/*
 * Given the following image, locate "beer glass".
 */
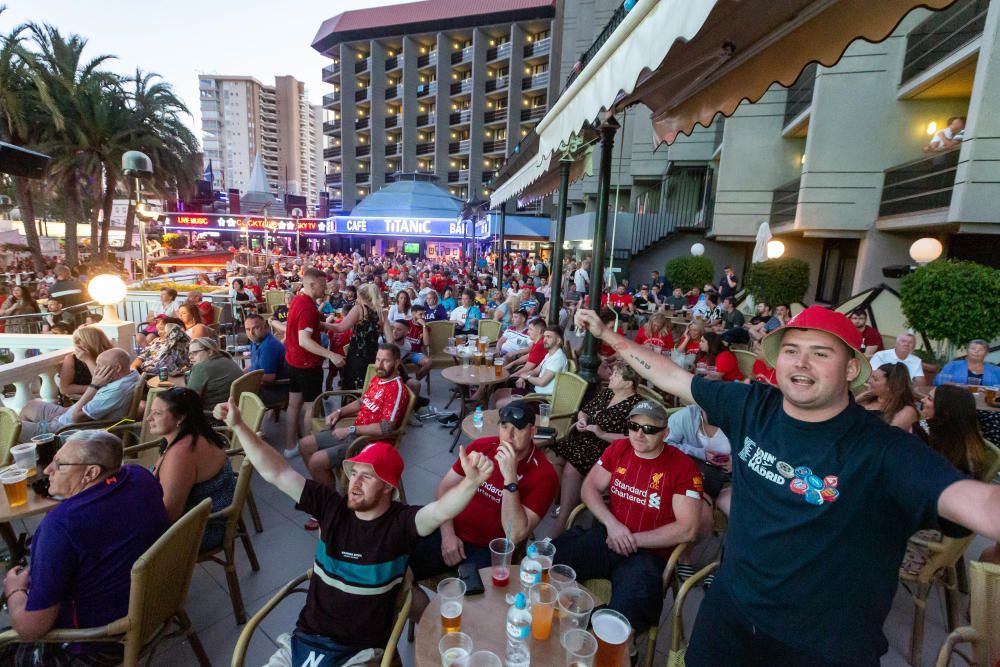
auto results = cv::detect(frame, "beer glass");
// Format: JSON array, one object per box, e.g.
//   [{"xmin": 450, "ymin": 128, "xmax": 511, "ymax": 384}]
[
  {"xmin": 529, "ymin": 582, "xmax": 558, "ymax": 640},
  {"xmin": 475, "ymin": 352, "xmax": 484, "ymax": 367},
  {"xmin": 438, "ymin": 631, "xmax": 473, "ymax": 666},
  {"xmin": 562, "ymin": 629, "xmax": 598, "ymax": 667},
  {"xmin": 1, "ymin": 468, "xmax": 28, "ymax": 508},
  {"xmin": 437, "ymin": 578, "xmax": 467, "ymax": 633},
  {"xmin": 494, "ymin": 356, "xmax": 504, "ymax": 378},
  {"xmin": 591, "ymin": 609, "xmax": 631, "ymax": 667},
  {"xmin": 539, "ymin": 403, "xmax": 552, "ymax": 428}
]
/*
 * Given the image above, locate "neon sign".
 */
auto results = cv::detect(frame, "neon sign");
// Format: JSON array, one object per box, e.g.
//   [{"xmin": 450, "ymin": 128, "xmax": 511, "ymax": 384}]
[{"xmin": 333, "ymin": 217, "xmax": 490, "ymax": 239}]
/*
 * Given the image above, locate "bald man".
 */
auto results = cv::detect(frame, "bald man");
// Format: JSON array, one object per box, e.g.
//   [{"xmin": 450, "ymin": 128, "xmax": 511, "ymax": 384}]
[{"xmin": 20, "ymin": 349, "xmax": 141, "ymax": 437}]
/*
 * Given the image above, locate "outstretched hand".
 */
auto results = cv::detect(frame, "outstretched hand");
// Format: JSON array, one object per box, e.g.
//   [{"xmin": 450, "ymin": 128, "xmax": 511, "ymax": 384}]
[
  {"xmin": 459, "ymin": 445, "xmax": 494, "ymax": 487},
  {"xmin": 574, "ymin": 308, "xmax": 605, "ymax": 338},
  {"xmin": 213, "ymin": 398, "xmax": 242, "ymax": 429}
]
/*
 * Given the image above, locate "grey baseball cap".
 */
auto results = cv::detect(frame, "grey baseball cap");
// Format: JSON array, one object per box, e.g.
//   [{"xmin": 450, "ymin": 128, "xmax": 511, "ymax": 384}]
[{"xmin": 628, "ymin": 400, "xmax": 668, "ymax": 423}]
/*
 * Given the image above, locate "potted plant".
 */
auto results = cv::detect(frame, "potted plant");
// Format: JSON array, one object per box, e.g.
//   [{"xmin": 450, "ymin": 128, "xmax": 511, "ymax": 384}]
[
  {"xmin": 664, "ymin": 255, "xmax": 714, "ymax": 292},
  {"xmin": 743, "ymin": 258, "xmax": 811, "ymax": 307},
  {"xmin": 899, "ymin": 259, "xmax": 1000, "ymax": 377},
  {"xmin": 161, "ymin": 233, "xmax": 188, "ymax": 251}
]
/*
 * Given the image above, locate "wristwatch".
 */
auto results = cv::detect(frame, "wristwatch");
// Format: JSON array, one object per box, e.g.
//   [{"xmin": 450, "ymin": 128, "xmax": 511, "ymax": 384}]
[
  {"xmin": 504, "ymin": 482, "xmax": 519, "ymax": 493},
  {"xmin": 348, "ymin": 425, "xmax": 357, "ymax": 436}
]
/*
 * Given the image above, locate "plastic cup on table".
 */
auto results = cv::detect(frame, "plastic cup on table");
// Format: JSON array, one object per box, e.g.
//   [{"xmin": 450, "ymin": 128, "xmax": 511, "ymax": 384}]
[
  {"xmin": 548, "ymin": 563, "xmax": 577, "ymax": 591},
  {"xmin": 528, "ymin": 539, "xmax": 557, "ymax": 582},
  {"xmin": 1, "ymin": 468, "xmax": 28, "ymax": 508},
  {"xmin": 529, "ymin": 582, "xmax": 559, "ymax": 640},
  {"xmin": 437, "ymin": 577, "xmax": 467, "ymax": 634},
  {"xmin": 539, "ymin": 403, "xmax": 552, "ymax": 427},
  {"xmin": 462, "ymin": 354, "xmax": 471, "ymax": 369},
  {"xmin": 438, "ymin": 631, "xmax": 473, "ymax": 666},
  {"xmin": 591, "ymin": 608, "xmax": 632, "ymax": 667},
  {"xmin": 558, "ymin": 586, "xmax": 595, "ymax": 636},
  {"xmin": 489, "ymin": 537, "xmax": 514, "ymax": 587},
  {"xmin": 562, "ymin": 628, "xmax": 599, "ymax": 666},
  {"xmin": 10, "ymin": 443, "xmax": 37, "ymax": 477},
  {"xmin": 454, "ymin": 651, "xmax": 502, "ymax": 667}
]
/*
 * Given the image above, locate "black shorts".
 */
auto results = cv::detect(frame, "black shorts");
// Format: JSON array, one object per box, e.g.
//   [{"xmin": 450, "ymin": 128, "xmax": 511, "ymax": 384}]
[{"xmin": 288, "ymin": 365, "xmax": 324, "ymax": 401}]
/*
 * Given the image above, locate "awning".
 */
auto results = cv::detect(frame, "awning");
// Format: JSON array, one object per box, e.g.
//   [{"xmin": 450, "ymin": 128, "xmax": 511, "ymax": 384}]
[{"xmin": 490, "ymin": 0, "xmax": 957, "ymax": 208}]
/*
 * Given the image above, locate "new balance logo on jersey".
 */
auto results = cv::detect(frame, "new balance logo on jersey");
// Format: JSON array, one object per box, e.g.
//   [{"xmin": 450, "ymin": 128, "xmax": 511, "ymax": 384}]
[{"xmin": 299, "ymin": 651, "xmax": 326, "ymax": 667}]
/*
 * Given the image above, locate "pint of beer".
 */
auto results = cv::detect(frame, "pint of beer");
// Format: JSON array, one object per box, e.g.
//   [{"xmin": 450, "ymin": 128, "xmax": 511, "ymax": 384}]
[
  {"xmin": 1, "ymin": 468, "xmax": 28, "ymax": 508},
  {"xmin": 494, "ymin": 356, "xmax": 504, "ymax": 378},
  {"xmin": 440, "ymin": 600, "xmax": 463, "ymax": 633},
  {"xmin": 592, "ymin": 609, "xmax": 631, "ymax": 667}
]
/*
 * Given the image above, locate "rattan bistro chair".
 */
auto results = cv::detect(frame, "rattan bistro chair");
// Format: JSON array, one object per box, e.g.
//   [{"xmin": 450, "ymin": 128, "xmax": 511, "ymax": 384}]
[
  {"xmin": 566, "ymin": 504, "xmax": 687, "ymax": 667},
  {"xmin": 199, "ymin": 457, "xmax": 260, "ymax": 625},
  {"xmin": 0, "ymin": 406, "xmax": 21, "ymax": 466},
  {"xmin": 0, "ymin": 499, "xmax": 213, "ymax": 667},
  {"xmin": 667, "ymin": 561, "xmax": 720, "ymax": 667},
  {"xmin": 933, "ymin": 560, "xmax": 1000, "ymax": 667},
  {"xmin": 521, "ymin": 371, "xmax": 588, "ymax": 438},
  {"xmin": 309, "ymin": 364, "xmax": 376, "ymax": 435},
  {"xmin": 54, "ymin": 373, "xmax": 148, "ymax": 436},
  {"xmin": 477, "ymin": 318, "xmax": 502, "ymax": 343},
  {"xmin": 231, "ymin": 571, "xmax": 412, "ymax": 667}
]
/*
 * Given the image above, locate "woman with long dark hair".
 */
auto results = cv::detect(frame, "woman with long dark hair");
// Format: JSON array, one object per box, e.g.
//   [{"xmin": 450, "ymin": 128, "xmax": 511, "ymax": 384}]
[
  {"xmin": 326, "ymin": 283, "xmax": 384, "ymax": 392},
  {"xmin": 698, "ymin": 331, "xmax": 744, "ymax": 382},
  {"xmin": 148, "ymin": 387, "xmax": 235, "ymax": 550},
  {"xmin": 857, "ymin": 363, "xmax": 919, "ymax": 432}
]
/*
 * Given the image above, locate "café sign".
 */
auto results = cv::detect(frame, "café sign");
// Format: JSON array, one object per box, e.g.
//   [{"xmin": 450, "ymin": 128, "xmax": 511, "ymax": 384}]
[{"xmin": 332, "ymin": 216, "xmax": 490, "ymax": 239}]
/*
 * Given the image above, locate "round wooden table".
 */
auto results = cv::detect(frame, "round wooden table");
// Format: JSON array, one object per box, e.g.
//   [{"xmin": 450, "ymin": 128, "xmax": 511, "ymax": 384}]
[
  {"xmin": 413, "ymin": 565, "xmax": 621, "ymax": 666},
  {"xmin": 441, "ymin": 365, "xmax": 509, "ymax": 452},
  {"xmin": 0, "ymin": 473, "xmax": 59, "ymax": 566},
  {"xmin": 461, "ymin": 409, "xmax": 558, "ymax": 444},
  {"xmin": 147, "ymin": 375, "xmax": 187, "ymax": 390}
]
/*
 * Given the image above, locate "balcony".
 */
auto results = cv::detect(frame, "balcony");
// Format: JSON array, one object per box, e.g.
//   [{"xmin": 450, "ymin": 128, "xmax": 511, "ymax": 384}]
[
  {"xmin": 416, "ymin": 81, "xmax": 437, "ymax": 97},
  {"xmin": 483, "ymin": 140, "xmax": 506, "ymax": 154},
  {"xmin": 322, "ymin": 92, "xmax": 339, "ymax": 108},
  {"xmin": 447, "ymin": 171, "xmax": 461, "ymax": 183},
  {"xmin": 322, "ymin": 63, "xmax": 340, "ymax": 81},
  {"xmin": 524, "ymin": 37, "xmax": 551, "ymax": 58},
  {"xmin": 521, "ymin": 107, "xmax": 546, "ymax": 123},
  {"xmin": 326, "ymin": 173, "xmax": 342, "ymax": 186},
  {"xmin": 354, "ymin": 87, "xmax": 370, "ymax": 102},
  {"xmin": 417, "ymin": 113, "xmax": 433, "ymax": 127},
  {"xmin": 451, "ymin": 46, "xmax": 473, "ymax": 65},
  {"xmin": 449, "ymin": 109, "xmax": 471, "ymax": 125},
  {"xmin": 783, "ymin": 62, "xmax": 817, "ymax": 129},
  {"xmin": 385, "ymin": 144, "xmax": 400, "ymax": 157},
  {"xmin": 323, "ymin": 146, "xmax": 342, "ymax": 159},
  {"xmin": 355, "ymin": 117, "xmax": 369, "ymax": 130},
  {"xmin": 385, "ymin": 55, "xmax": 402, "ymax": 71},
  {"xmin": 878, "ymin": 148, "xmax": 959, "ymax": 217},
  {"xmin": 482, "ymin": 170, "xmax": 496, "ymax": 184},
  {"xmin": 485, "ymin": 76, "xmax": 509, "ymax": 93},
  {"xmin": 484, "ymin": 109, "xmax": 507, "ymax": 124},
  {"xmin": 486, "ymin": 42, "xmax": 512, "ymax": 61},
  {"xmin": 449, "ymin": 139, "xmax": 471, "ymax": 154},
  {"xmin": 630, "ymin": 167, "xmax": 712, "ymax": 254},
  {"xmin": 384, "ymin": 172, "xmax": 397, "ymax": 183},
  {"xmin": 416, "ymin": 142, "xmax": 435, "ymax": 156},
  {"xmin": 901, "ymin": 0, "xmax": 988, "ymax": 86},
  {"xmin": 384, "ymin": 85, "xmax": 400, "ymax": 100},
  {"xmin": 354, "ymin": 57, "xmax": 370, "ymax": 74},
  {"xmin": 356, "ymin": 145, "xmax": 371, "ymax": 157},
  {"xmin": 450, "ymin": 79, "xmax": 473, "ymax": 95},
  {"xmin": 385, "ymin": 114, "xmax": 400, "ymax": 129},
  {"xmin": 417, "ymin": 50, "xmax": 438, "ymax": 68},
  {"xmin": 769, "ymin": 177, "xmax": 802, "ymax": 226},
  {"xmin": 566, "ymin": 4, "xmax": 627, "ymax": 89},
  {"xmin": 330, "ymin": 199, "xmax": 343, "ymax": 210},
  {"xmin": 522, "ymin": 72, "xmax": 549, "ymax": 90},
  {"xmin": 322, "ymin": 120, "xmax": 339, "ymax": 134},
  {"xmin": 356, "ymin": 172, "xmax": 371, "ymax": 183}
]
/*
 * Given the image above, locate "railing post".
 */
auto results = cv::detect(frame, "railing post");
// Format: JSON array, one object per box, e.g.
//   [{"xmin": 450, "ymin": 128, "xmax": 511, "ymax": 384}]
[
  {"xmin": 549, "ymin": 156, "xmax": 572, "ymax": 324},
  {"xmin": 579, "ymin": 115, "xmax": 620, "ymax": 384}
]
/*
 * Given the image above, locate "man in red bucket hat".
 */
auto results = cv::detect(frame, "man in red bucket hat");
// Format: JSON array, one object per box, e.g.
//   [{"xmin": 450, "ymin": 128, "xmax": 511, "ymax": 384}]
[
  {"xmin": 575, "ymin": 305, "xmax": 1000, "ymax": 666},
  {"xmin": 212, "ymin": 399, "xmax": 493, "ymax": 667}
]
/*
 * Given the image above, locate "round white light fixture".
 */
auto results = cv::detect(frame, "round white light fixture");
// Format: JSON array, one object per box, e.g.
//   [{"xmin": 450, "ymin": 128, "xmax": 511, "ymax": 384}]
[
  {"xmin": 88, "ymin": 274, "xmax": 127, "ymax": 323},
  {"xmin": 909, "ymin": 237, "xmax": 943, "ymax": 265},
  {"xmin": 690, "ymin": 243, "xmax": 705, "ymax": 257},
  {"xmin": 766, "ymin": 240, "xmax": 785, "ymax": 259}
]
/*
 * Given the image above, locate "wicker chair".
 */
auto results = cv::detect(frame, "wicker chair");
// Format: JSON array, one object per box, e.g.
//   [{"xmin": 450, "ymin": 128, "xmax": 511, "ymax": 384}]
[
  {"xmin": 0, "ymin": 498, "xmax": 213, "ymax": 667},
  {"xmin": 477, "ymin": 318, "xmax": 502, "ymax": 343},
  {"xmin": 933, "ymin": 560, "xmax": 1000, "ymax": 667},
  {"xmin": 54, "ymin": 372, "xmax": 148, "ymax": 436},
  {"xmin": 230, "ymin": 571, "xmax": 412, "ymax": 667},
  {"xmin": 666, "ymin": 561, "xmax": 720, "ymax": 666},
  {"xmin": 263, "ymin": 290, "xmax": 285, "ymax": 316},
  {"xmin": 309, "ymin": 364, "xmax": 376, "ymax": 435},
  {"xmin": 199, "ymin": 457, "xmax": 260, "ymax": 624},
  {"xmin": 522, "ymin": 371, "xmax": 588, "ymax": 438},
  {"xmin": 225, "ymin": 392, "xmax": 268, "ymax": 534},
  {"xmin": 0, "ymin": 406, "xmax": 21, "ymax": 466},
  {"xmin": 566, "ymin": 504, "xmax": 687, "ymax": 667}
]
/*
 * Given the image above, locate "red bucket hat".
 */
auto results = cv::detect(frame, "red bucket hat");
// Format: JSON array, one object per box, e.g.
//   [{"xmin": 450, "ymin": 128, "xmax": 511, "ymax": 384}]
[
  {"xmin": 761, "ymin": 306, "xmax": 871, "ymax": 390},
  {"xmin": 342, "ymin": 442, "xmax": 404, "ymax": 492}
]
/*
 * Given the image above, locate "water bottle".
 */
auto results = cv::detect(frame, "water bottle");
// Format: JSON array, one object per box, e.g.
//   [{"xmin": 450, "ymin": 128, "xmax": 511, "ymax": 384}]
[
  {"xmin": 505, "ymin": 591, "xmax": 531, "ymax": 667},
  {"xmin": 472, "ymin": 406, "xmax": 483, "ymax": 429},
  {"xmin": 519, "ymin": 543, "xmax": 542, "ymax": 594}
]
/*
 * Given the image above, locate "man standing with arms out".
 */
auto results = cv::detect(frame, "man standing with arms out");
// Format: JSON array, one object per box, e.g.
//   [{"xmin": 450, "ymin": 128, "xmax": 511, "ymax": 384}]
[
  {"xmin": 849, "ymin": 308, "xmax": 882, "ymax": 359},
  {"xmin": 283, "ymin": 268, "xmax": 344, "ymax": 458},
  {"xmin": 213, "ymin": 401, "xmax": 494, "ymax": 667},
  {"xmin": 870, "ymin": 331, "xmax": 924, "ymax": 386},
  {"xmin": 574, "ymin": 305, "xmax": 1000, "ymax": 666},
  {"xmin": 573, "ymin": 258, "xmax": 591, "ymax": 302}
]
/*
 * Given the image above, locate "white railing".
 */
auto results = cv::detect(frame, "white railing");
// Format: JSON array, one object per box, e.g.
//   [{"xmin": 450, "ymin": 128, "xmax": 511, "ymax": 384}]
[
  {"xmin": 0, "ymin": 333, "xmax": 74, "ymax": 361},
  {"xmin": 0, "ymin": 349, "xmax": 70, "ymax": 414}
]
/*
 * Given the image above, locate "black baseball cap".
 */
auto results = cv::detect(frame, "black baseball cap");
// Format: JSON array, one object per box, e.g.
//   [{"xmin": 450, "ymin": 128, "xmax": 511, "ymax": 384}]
[{"xmin": 498, "ymin": 401, "xmax": 537, "ymax": 429}]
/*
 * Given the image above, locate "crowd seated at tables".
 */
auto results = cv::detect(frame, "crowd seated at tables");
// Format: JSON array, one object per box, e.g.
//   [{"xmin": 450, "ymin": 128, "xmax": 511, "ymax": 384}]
[{"xmin": 3, "ymin": 252, "xmax": 1000, "ymax": 667}]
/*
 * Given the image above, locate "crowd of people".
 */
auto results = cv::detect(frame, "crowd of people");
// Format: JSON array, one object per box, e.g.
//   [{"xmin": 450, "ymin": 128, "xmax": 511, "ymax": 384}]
[{"xmin": 1, "ymin": 248, "xmax": 999, "ymax": 667}]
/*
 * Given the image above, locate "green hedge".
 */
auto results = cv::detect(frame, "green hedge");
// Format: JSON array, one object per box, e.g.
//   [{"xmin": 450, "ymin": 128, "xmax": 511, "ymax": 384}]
[
  {"xmin": 664, "ymin": 256, "xmax": 714, "ymax": 292},
  {"xmin": 744, "ymin": 258, "xmax": 810, "ymax": 306},
  {"xmin": 900, "ymin": 260, "xmax": 1000, "ymax": 351}
]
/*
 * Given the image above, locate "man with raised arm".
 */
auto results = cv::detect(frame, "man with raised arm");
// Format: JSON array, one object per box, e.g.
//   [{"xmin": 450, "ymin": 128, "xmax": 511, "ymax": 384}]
[
  {"xmin": 574, "ymin": 306, "xmax": 1000, "ymax": 666},
  {"xmin": 213, "ymin": 399, "xmax": 494, "ymax": 667}
]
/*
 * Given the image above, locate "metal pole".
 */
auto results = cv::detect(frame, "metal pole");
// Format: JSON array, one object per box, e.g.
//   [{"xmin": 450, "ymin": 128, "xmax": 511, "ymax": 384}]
[
  {"xmin": 496, "ymin": 203, "xmax": 506, "ymax": 281},
  {"xmin": 578, "ymin": 115, "xmax": 620, "ymax": 384},
  {"xmin": 135, "ymin": 176, "xmax": 148, "ymax": 281},
  {"xmin": 549, "ymin": 156, "xmax": 571, "ymax": 324}
]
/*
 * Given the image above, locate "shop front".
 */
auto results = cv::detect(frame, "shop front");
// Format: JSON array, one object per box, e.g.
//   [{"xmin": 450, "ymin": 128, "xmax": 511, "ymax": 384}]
[
  {"xmin": 329, "ymin": 215, "xmax": 492, "ymax": 260},
  {"xmin": 164, "ymin": 213, "xmax": 333, "ymax": 256}
]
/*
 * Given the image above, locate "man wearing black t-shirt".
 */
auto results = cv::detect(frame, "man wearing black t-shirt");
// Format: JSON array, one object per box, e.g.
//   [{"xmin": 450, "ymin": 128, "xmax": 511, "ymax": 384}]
[
  {"xmin": 574, "ymin": 305, "xmax": 1000, "ymax": 666},
  {"xmin": 215, "ymin": 399, "xmax": 493, "ymax": 665}
]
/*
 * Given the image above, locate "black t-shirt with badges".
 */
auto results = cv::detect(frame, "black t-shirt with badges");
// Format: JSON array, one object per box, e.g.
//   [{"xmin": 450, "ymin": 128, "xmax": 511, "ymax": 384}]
[
  {"xmin": 295, "ymin": 480, "xmax": 421, "ymax": 649},
  {"xmin": 691, "ymin": 376, "xmax": 963, "ymax": 664}
]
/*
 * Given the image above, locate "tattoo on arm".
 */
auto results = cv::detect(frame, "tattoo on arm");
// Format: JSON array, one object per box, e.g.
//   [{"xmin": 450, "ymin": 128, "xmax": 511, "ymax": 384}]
[
  {"xmin": 379, "ymin": 421, "xmax": 392, "ymax": 435},
  {"xmin": 628, "ymin": 352, "xmax": 652, "ymax": 370}
]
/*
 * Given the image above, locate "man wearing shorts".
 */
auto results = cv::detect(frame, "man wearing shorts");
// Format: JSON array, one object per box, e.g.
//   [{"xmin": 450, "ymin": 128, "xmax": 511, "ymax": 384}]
[
  {"xmin": 283, "ymin": 268, "xmax": 344, "ymax": 458},
  {"xmin": 299, "ymin": 344, "xmax": 410, "ymax": 487},
  {"xmin": 575, "ymin": 305, "xmax": 1000, "ymax": 666}
]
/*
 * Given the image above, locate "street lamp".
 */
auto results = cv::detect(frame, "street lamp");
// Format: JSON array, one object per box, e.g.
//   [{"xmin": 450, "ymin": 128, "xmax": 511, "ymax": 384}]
[
  {"xmin": 767, "ymin": 240, "xmax": 786, "ymax": 259},
  {"xmin": 88, "ymin": 274, "xmax": 127, "ymax": 323},
  {"xmin": 292, "ymin": 207, "xmax": 303, "ymax": 256},
  {"xmin": 122, "ymin": 150, "xmax": 153, "ymax": 280},
  {"xmin": 690, "ymin": 243, "xmax": 705, "ymax": 257},
  {"xmin": 909, "ymin": 237, "xmax": 943, "ymax": 265}
]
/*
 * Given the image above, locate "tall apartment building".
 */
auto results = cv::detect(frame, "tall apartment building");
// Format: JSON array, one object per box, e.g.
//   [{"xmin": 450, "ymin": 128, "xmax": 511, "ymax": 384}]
[
  {"xmin": 199, "ymin": 74, "xmax": 324, "ymax": 209},
  {"xmin": 312, "ymin": 0, "xmax": 560, "ymax": 211}
]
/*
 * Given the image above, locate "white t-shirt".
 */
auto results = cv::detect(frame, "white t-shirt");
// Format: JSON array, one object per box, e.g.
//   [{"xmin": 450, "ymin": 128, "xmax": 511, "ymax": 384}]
[
  {"xmin": 534, "ymin": 348, "xmax": 568, "ymax": 395},
  {"xmin": 573, "ymin": 269, "xmax": 589, "ymax": 293},
  {"xmin": 869, "ymin": 349, "xmax": 924, "ymax": 380},
  {"xmin": 500, "ymin": 328, "xmax": 531, "ymax": 356}
]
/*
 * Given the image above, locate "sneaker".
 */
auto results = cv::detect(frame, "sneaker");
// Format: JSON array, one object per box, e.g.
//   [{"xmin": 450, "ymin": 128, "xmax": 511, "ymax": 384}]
[
  {"xmin": 304, "ymin": 517, "xmax": 319, "ymax": 531},
  {"xmin": 437, "ymin": 413, "xmax": 459, "ymax": 426},
  {"xmin": 416, "ymin": 406, "xmax": 440, "ymax": 421},
  {"xmin": 282, "ymin": 447, "xmax": 300, "ymax": 460}
]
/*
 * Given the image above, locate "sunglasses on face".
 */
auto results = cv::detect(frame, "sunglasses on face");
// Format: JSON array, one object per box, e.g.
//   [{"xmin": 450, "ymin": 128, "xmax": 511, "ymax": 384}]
[{"xmin": 627, "ymin": 420, "xmax": 666, "ymax": 435}]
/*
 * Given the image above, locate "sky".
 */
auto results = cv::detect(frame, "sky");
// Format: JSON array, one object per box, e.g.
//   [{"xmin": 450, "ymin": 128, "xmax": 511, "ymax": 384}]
[{"xmin": 0, "ymin": 0, "xmax": 414, "ymax": 142}]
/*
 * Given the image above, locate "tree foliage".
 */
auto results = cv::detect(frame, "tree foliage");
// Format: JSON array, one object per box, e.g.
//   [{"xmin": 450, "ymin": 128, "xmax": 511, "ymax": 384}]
[
  {"xmin": 744, "ymin": 258, "xmax": 811, "ymax": 306},
  {"xmin": 664, "ymin": 256, "xmax": 714, "ymax": 292},
  {"xmin": 900, "ymin": 260, "xmax": 1000, "ymax": 352}
]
